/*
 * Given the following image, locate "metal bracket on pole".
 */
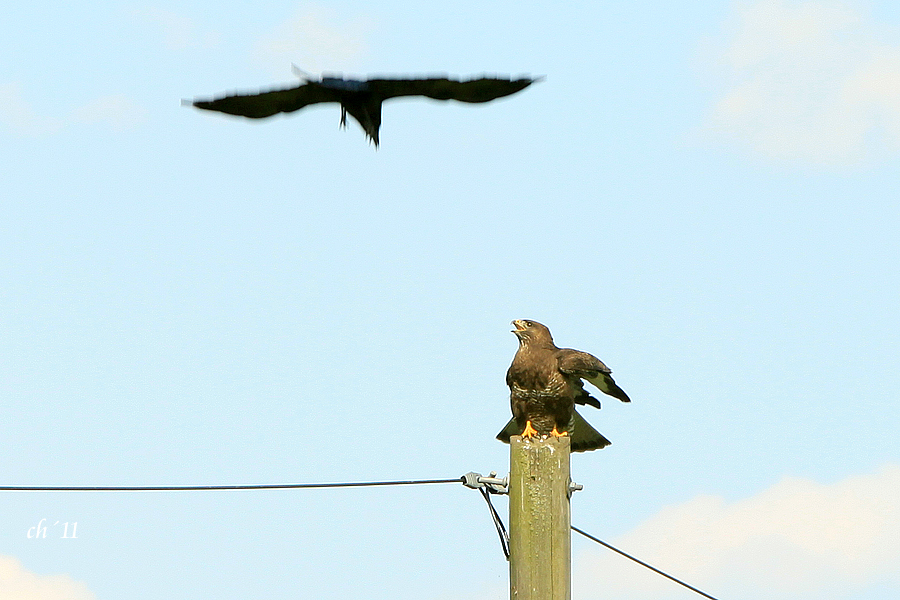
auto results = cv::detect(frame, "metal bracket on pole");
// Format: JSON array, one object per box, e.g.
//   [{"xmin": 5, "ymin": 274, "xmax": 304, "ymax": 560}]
[
  {"xmin": 461, "ymin": 471, "xmax": 511, "ymax": 559},
  {"xmin": 460, "ymin": 469, "xmax": 581, "ymax": 561},
  {"xmin": 461, "ymin": 471, "xmax": 509, "ymax": 495},
  {"xmin": 568, "ymin": 479, "xmax": 584, "ymax": 498}
]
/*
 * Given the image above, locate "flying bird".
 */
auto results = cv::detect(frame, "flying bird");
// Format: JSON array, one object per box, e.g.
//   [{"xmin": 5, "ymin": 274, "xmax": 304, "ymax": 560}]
[
  {"xmin": 188, "ymin": 71, "xmax": 538, "ymax": 147},
  {"xmin": 496, "ymin": 320, "xmax": 631, "ymax": 452}
]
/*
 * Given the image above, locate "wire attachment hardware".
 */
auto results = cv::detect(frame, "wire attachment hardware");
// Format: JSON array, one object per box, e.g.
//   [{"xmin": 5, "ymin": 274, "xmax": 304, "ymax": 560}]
[
  {"xmin": 460, "ymin": 471, "xmax": 509, "ymax": 495},
  {"xmin": 568, "ymin": 479, "xmax": 584, "ymax": 498},
  {"xmin": 461, "ymin": 471, "xmax": 510, "ymax": 559}
]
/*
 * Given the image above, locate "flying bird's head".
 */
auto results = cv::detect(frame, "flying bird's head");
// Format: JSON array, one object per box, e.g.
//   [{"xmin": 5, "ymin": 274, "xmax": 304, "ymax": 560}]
[{"xmin": 511, "ymin": 319, "xmax": 553, "ymax": 346}]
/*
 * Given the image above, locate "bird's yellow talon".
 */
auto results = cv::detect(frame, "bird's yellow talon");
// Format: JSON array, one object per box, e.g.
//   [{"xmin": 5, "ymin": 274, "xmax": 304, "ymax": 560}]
[
  {"xmin": 521, "ymin": 420, "xmax": 538, "ymax": 439},
  {"xmin": 550, "ymin": 426, "xmax": 568, "ymax": 438}
]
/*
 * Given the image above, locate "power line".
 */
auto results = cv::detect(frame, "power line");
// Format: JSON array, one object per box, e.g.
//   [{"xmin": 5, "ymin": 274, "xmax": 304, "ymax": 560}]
[
  {"xmin": 0, "ymin": 478, "xmax": 463, "ymax": 492},
  {"xmin": 5, "ymin": 476, "xmax": 723, "ymax": 600},
  {"xmin": 572, "ymin": 525, "xmax": 721, "ymax": 600}
]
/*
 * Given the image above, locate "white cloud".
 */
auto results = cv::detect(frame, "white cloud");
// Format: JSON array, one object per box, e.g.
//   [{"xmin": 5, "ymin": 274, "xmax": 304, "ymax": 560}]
[
  {"xmin": 0, "ymin": 83, "xmax": 146, "ymax": 136},
  {"xmin": 0, "ymin": 556, "xmax": 95, "ymax": 600},
  {"xmin": 702, "ymin": 0, "xmax": 900, "ymax": 164},
  {"xmin": 575, "ymin": 464, "xmax": 900, "ymax": 600},
  {"xmin": 255, "ymin": 4, "xmax": 373, "ymax": 76},
  {"xmin": 0, "ymin": 82, "xmax": 62, "ymax": 136}
]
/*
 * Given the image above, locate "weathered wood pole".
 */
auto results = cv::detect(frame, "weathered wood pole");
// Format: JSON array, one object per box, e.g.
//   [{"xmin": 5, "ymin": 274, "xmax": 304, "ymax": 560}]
[{"xmin": 509, "ymin": 434, "xmax": 572, "ymax": 600}]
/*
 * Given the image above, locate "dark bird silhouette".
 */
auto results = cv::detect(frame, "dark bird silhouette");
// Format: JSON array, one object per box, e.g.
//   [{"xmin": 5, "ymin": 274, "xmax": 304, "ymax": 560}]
[
  {"xmin": 188, "ymin": 71, "xmax": 538, "ymax": 147},
  {"xmin": 496, "ymin": 320, "xmax": 631, "ymax": 452}
]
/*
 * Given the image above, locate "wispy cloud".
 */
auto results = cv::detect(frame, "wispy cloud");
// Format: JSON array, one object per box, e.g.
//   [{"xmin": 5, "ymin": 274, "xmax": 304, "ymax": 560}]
[
  {"xmin": 575, "ymin": 464, "xmax": 900, "ymax": 600},
  {"xmin": 0, "ymin": 556, "xmax": 95, "ymax": 600},
  {"xmin": 0, "ymin": 82, "xmax": 63, "ymax": 136},
  {"xmin": 701, "ymin": 0, "xmax": 900, "ymax": 165},
  {"xmin": 0, "ymin": 83, "xmax": 146, "ymax": 137},
  {"xmin": 255, "ymin": 3, "xmax": 374, "ymax": 76}
]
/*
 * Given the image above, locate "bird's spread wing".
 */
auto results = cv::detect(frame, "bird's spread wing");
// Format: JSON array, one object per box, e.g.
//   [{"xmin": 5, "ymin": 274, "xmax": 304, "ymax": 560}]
[
  {"xmin": 191, "ymin": 83, "xmax": 339, "ymax": 119},
  {"xmin": 572, "ymin": 380, "xmax": 603, "ymax": 409},
  {"xmin": 557, "ymin": 349, "xmax": 612, "ymax": 375},
  {"xmin": 581, "ymin": 371, "xmax": 631, "ymax": 403},
  {"xmin": 368, "ymin": 77, "xmax": 536, "ymax": 103},
  {"xmin": 557, "ymin": 349, "xmax": 631, "ymax": 403}
]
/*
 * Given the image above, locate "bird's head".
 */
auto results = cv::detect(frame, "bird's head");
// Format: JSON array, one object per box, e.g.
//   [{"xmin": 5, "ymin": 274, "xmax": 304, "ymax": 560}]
[{"xmin": 511, "ymin": 319, "xmax": 553, "ymax": 346}]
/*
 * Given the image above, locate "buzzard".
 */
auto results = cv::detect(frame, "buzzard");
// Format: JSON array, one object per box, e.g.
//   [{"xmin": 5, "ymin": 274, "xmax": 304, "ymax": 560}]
[
  {"xmin": 496, "ymin": 320, "xmax": 631, "ymax": 452},
  {"xmin": 188, "ymin": 71, "xmax": 538, "ymax": 147}
]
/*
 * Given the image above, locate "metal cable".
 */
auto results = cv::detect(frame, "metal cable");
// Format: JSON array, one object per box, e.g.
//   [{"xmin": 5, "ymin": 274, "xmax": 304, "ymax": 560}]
[
  {"xmin": 7, "ymin": 476, "xmax": 723, "ymax": 600},
  {"xmin": 478, "ymin": 486, "xmax": 510, "ymax": 560},
  {"xmin": 0, "ymin": 478, "xmax": 463, "ymax": 492},
  {"xmin": 572, "ymin": 525, "xmax": 721, "ymax": 600}
]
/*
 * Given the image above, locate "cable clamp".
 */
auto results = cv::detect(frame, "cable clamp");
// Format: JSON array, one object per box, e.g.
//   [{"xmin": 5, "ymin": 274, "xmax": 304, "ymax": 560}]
[{"xmin": 460, "ymin": 471, "xmax": 509, "ymax": 495}]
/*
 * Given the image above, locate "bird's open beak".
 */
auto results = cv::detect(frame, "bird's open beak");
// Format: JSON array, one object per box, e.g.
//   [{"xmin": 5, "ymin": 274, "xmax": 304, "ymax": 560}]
[{"xmin": 511, "ymin": 320, "xmax": 527, "ymax": 333}]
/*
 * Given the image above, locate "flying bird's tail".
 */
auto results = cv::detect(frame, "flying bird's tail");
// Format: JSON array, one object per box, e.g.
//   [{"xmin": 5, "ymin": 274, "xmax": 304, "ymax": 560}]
[
  {"xmin": 495, "ymin": 409, "xmax": 611, "ymax": 452},
  {"xmin": 291, "ymin": 64, "xmax": 313, "ymax": 81}
]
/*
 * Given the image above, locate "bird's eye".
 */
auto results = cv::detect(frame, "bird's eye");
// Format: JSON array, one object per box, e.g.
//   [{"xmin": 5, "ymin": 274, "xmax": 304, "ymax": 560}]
[{"xmin": 525, "ymin": 321, "xmax": 532, "ymax": 327}]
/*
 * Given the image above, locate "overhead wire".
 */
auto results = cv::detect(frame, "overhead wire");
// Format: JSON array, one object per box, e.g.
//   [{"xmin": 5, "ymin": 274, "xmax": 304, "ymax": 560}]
[
  {"xmin": 572, "ymin": 525, "xmax": 721, "ymax": 600},
  {"xmin": 477, "ymin": 486, "xmax": 510, "ymax": 560},
  {"xmin": 0, "ymin": 478, "xmax": 463, "ymax": 492},
  {"xmin": 3, "ymin": 476, "xmax": 722, "ymax": 599}
]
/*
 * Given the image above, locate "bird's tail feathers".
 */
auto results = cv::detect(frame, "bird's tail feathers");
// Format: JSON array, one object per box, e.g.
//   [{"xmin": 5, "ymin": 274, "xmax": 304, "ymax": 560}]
[
  {"xmin": 496, "ymin": 418, "xmax": 518, "ymax": 444},
  {"xmin": 495, "ymin": 410, "xmax": 611, "ymax": 452},
  {"xmin": 569, "ymin": 409, "xmax": 611, "ymax": 452},
  {"xmin": 291, "ymin": 64, "xmax": 314, "ymax": 82}
]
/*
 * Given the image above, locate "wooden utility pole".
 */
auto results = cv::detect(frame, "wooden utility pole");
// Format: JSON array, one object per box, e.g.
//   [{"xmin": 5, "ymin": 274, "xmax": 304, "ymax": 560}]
[{"xmin": 508, "ymin": 434, "xmax": 572, "ymax": 600}]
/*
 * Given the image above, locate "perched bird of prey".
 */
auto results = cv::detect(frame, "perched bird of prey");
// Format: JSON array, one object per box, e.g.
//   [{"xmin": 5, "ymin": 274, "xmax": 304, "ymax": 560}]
[
  {"xmin": 496, "ymin": 320, "xmax": 631, "ymax": 452},
  {"xmin": 188, "ymin": 71, "xmax": 538, "ymax": 147}
]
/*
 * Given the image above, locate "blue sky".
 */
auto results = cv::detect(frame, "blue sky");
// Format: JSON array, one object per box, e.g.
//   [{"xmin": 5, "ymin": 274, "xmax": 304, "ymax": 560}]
[{"xmin": 2, "ymin": 1, "xmax": 898, "ymax": 599}]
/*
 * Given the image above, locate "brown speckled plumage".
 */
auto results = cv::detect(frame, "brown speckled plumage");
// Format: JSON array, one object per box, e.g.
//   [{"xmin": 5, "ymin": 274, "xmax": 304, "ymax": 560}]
[{"xmin": 496, "ymin": 320, "xmax": 631, "ymax": 452}]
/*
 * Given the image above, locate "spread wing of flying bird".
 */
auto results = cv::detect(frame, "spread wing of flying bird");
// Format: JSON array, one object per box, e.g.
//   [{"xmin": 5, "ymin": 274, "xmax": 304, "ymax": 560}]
[
  {"xmin": 187, "ymin": 72, "xmax": 539, "ymax": 147},
  {"xmin": 496, "ymin": 320, "xmax": 631, "ymax": 453}
]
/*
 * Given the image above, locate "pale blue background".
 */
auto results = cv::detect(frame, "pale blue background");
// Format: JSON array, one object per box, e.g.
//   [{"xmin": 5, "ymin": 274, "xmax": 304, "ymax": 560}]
[{"xmin": 2, "ymin": 1, "xmax": 898, "ymax": 599}]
